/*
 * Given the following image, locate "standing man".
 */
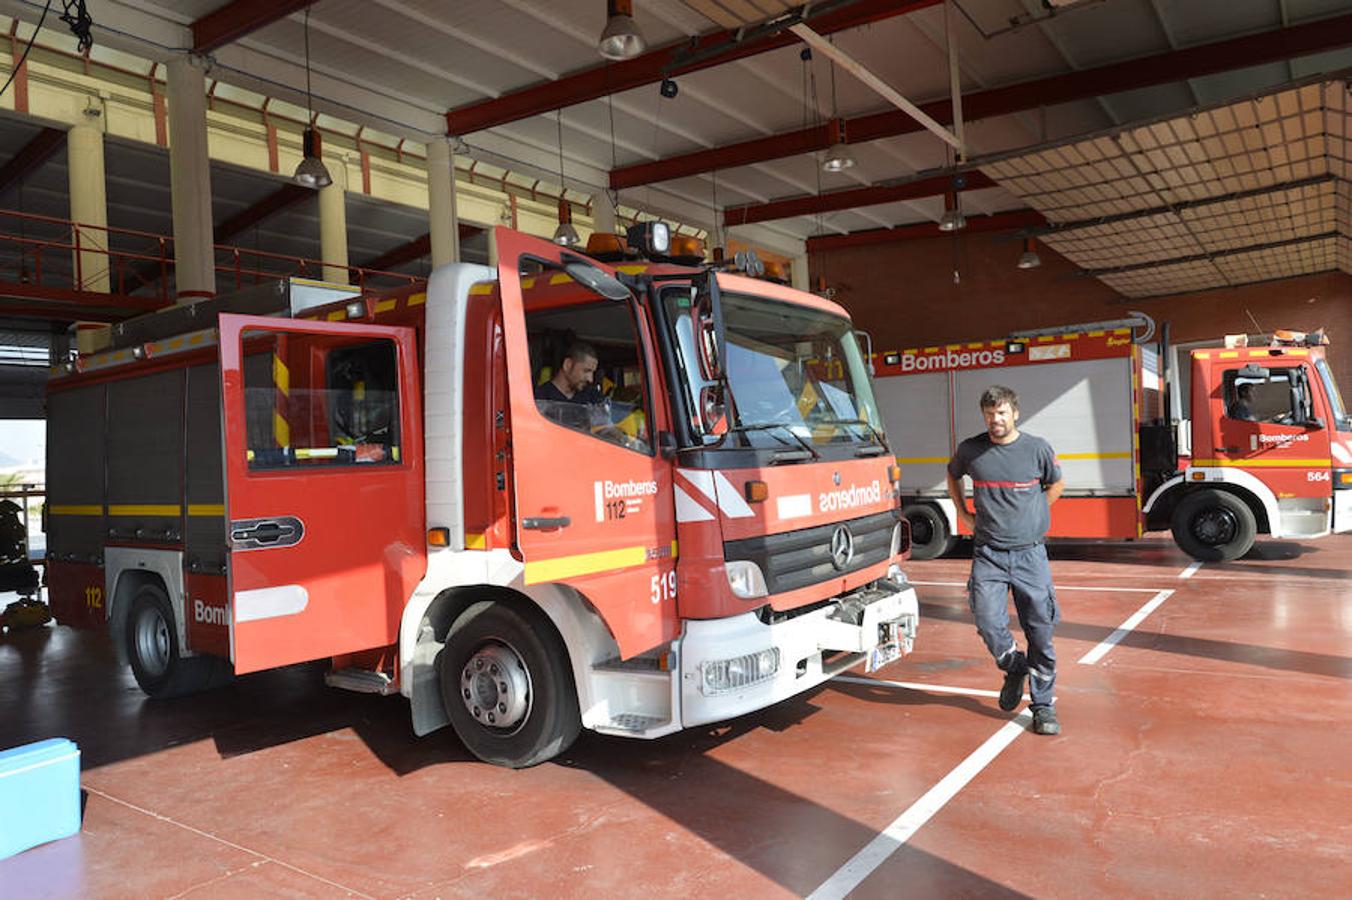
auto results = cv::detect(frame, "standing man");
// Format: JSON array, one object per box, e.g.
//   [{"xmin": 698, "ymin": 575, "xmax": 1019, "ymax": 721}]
[{"xmin": 946, "ymin": 385, "xmax": 1065, "ymax": 735}]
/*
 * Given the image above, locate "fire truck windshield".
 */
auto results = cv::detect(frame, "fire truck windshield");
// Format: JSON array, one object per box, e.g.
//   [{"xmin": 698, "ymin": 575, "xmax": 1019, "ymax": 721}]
[
  {"xmin": 662, "ymin": 287, "xmax": 885, "ymax": 450},
  {"xmin": 1316, "ymin": 358, "xmax": 1351, "ymax": 431}
]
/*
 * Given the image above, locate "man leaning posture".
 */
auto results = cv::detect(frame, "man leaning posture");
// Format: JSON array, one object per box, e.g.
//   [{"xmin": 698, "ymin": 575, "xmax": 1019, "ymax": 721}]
[{"xmin": 946, "ymin": 385, "xmax": 1065, "ymax": 735}]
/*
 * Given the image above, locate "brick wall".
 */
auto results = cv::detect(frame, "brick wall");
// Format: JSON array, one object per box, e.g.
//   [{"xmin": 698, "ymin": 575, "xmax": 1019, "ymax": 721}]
[{"xmin": 811, "ymin": 232, "xmax": 1352, "ymax": 398}]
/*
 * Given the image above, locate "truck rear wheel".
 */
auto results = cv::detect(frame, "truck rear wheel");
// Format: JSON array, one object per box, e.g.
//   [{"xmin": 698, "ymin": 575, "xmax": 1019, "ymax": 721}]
[
  {"xmin": 1171, "ymin": 489, "xmax": 1256, "ymax": 562},
  {"xmin": 437, "ymin": 601, "xmax": 581, "ymax": 768},
  {"xmin": 126, "ymin": 584, "xmax": 230, "ymax": 698},
  {"xmin": 903, "ymin": 504, "xmax": 954, "ymax": 560}
]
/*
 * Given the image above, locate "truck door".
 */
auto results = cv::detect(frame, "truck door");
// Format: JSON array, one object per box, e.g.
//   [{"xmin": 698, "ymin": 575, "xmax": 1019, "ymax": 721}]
[
  {"xmin": 218, "ymin": 314, "xmax": 423, "ymax": 674},
  {"xmin": 1213, "ymin": 361, "xmax": 1332, "ymax": 524},
  {"xmin": 495, "ymin": 228, "xmax": 678, "ymax": 658}
]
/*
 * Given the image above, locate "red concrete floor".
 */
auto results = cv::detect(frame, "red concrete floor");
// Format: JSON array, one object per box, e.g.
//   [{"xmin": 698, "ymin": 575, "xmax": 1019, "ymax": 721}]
[{"xmin": 1, "ymin": 535, "xmax": 1350, "ymax": 898}]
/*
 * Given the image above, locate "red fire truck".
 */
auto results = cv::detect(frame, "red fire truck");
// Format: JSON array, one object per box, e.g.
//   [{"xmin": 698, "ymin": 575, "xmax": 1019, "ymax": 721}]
[
  {"xmin": 872, "ymin": 318, "xmax": 1351, "ymax": 561},
  {"xmin": 43, "ymin": 226, "xmax": 917, "ymax": 767}
]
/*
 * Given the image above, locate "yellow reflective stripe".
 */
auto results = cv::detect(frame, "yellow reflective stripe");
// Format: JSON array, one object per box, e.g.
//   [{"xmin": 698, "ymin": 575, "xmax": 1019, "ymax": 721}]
[
  {"xmin": 273, "ymin": 411, "xmax": 290, "ymax": 448},
  {"xmin": 1058, "ymin": 452, "xmax": 1132, "ymax": 460},
  {"xmin": 188, "ymin": 504, "xmax": 225, "ymax": 517},
  {"xmin": 409, "ymin": 292, "xmax": 427, "ymax": 306},
  {"xmin": 374, "ymin": 299, "xmax": 398, "ymax": 313},
  {"xmin": 108, "ymin": 505, "xmax": 180, "ymax": 517},
  {"xmin": 49, "ymin": 505, "xmax": 102, "ymax": 516},
  {"xmin": 469, "ymin": 283, "xmax": 494, "ymax": 295},
  {"xmin": 524, "ymin": 544, "xmax": 651, "ymax": 585},
  {"xmin": 1193, "ymin": 459, "xmax": 1331, "ymax": 468},
  {"xmin": 326, "ymin": 310, "xmax": 346, "ymax": 321},
  {"xmin": 465, "ymin": 532, "xmax": 487, "ymax": 550},
  {"xmin": 615, "ymin": 265, "xmax": 648, "ymax": 274},
  {"xmin": 272, "ymin": 355, "xmax": 289, "ymax": 395},
  {"xmin": 896, "ymin": 456, "xmax": 949, "ymax": 464},
  {"xmin": 1218, "ymin": 351, "xmax": 1240, "ymax": 358}
]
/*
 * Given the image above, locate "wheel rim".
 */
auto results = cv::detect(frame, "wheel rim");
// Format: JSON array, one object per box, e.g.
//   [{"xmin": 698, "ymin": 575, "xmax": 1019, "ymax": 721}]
[
  {"xmin": 1191, "ymin": 506, "xmax": 1238, "ymax": 547},
  {"xmin": 459, "ymin": 639, "xmax": 532, "ymax": 733},
  {"xmin": 909, "ymin": 515, "xmax": 935, "ymax": 546},
  {"xmin": 133, "ymin": 603, "xmax": 171, "ymax": 678}
]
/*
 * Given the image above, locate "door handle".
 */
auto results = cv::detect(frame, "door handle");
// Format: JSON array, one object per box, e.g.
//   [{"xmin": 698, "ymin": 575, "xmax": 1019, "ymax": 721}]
[
  {"xmin": 522, "ymin": 516, "xmax": 571, "ymax": 530},
  {"xmin": 230, "ymin": 516, "xmax": 304, "ymax": 550}
]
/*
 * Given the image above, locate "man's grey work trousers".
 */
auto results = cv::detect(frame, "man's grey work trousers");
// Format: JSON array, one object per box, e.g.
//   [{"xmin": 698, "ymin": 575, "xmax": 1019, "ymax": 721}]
[{"xmin": 967, "ymin": 543, "xmax": 1058, "ymax": 707}]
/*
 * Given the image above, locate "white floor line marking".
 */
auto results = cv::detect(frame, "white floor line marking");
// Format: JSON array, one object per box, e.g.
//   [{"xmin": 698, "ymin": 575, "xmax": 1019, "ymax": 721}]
[
  {"xmin": 1179, "ymin": 561, "xmax": 1203, "ymax": 579},
  {"xmin": 807, "ymin": 710, "xmax": 1034, "ymax": 900},
  {"xmin": 833, "ymin": 674, "xmax": 1004, "ymax": 700},
  {"xmin": 1076, "ymin": 589, "xmax": 1175, "ymax": 665},
  {"xmin": 909, "ymin": 579, "xmax": 1162, "ymax": 593},
  {"xmin": 84, "ymin": 786, "xmax": 376, "ymax": 899}
]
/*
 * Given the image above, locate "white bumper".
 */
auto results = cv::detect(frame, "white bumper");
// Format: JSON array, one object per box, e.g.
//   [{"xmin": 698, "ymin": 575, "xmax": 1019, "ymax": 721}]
[{"xmin": 678, "ymin": 572, "xmax": 919, "ymax": 729}]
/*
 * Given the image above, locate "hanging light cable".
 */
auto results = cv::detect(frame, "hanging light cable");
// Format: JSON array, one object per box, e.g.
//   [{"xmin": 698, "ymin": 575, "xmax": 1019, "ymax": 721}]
[
  {"xmin": 553, "ymin": 111, "xmax": 580, "ymax": 246},
  {"xmin": 293, "ymin": 9, "xmax": 332, "ymax": 189},
  {"xmin": 821, "ymin": 55, "xmax": 855, "ymax": 173}
]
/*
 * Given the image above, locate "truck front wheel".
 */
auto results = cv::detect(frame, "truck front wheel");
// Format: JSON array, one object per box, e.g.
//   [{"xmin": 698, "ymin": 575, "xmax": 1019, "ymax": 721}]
[
  {"xmin": 1171, "ymin": 489, "xmax": 1256, "ymax": 562},
  {"xmin": 903, "ymin": 504, "xmax": 955, "ymax": 560},
  {"xmin": 437, "ymin": 601, "xmax": 581, "ymax": 768},
  {"xmin": 126, "ymin": 584, "xmax": 230, "ymax": 698}
]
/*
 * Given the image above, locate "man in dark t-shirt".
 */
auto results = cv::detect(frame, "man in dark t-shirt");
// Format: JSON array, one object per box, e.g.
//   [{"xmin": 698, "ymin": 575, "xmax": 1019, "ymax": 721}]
[
  {"xmin": 535, "ymin": 342, "xmax": 602, "ymax": 406},
  {"xmin": 947, "ymin": 384, "xmax": 1065, "ymax": 735}
]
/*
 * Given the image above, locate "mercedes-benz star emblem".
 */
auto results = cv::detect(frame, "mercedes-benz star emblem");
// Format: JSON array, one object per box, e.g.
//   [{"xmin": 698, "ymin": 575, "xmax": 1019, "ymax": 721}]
[{"xmin": 830, "ymin": 525, "xmax": 854, "ymax": 570}]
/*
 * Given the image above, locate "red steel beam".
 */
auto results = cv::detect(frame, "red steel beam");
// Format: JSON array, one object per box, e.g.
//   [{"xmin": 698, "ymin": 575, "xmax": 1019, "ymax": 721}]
[
  {"xmin": 805, "ymin": 210, "xmax": 1046, "ymax": 252},
  {"xmin": 214, "ymin": 183, "xmax": 313, "ymax": 244},
  {"xmin": 362, "ymin": 224, "xmax": 484, "ymax": 271},
  {"xmin": 192, "ymin": 0, "xmax": 315, "ymax": 54},
  {"xmin": 0, "ymin": 128, "xmax": 65, "ymax": 197},
  {"xmin": 445, "ymin": 0, "xmax": 941, "ymax": 136},
  {"xmin": 724, "ymin": 171, "xmax": 995, "ymax": 226},
  {"xmin": 615, "ymin": 12, "xmax": 1352, "ymax": 191}
]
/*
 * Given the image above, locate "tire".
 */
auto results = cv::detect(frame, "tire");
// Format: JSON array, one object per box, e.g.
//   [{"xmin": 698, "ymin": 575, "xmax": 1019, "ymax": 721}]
[
  {"xmin": 1171, "ymin": 489, "xmax": 1257, "ymax": 562},
  {"xmin": 126, "ymin": 584, "xmax": 231, "ymax": 698},
  {"xmin": 903, "ymin": 504, "xmax": 955, "ymax": 560},
  {"xmin": 437, "ymin": 601, "xmax": 581, "ymax": 768}
]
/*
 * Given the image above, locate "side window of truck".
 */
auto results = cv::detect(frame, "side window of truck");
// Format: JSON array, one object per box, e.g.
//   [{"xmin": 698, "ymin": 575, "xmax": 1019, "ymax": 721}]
[
  {"xmin": 242, "ymin": 331, "xmax": 401, "ymax": 469},
  {"xmin": 1223, "ymin": 368, "xmax": 1302, "ymax": 425},
  {"xmin": 524, "ymin": 300, "xmax": 653, "ymax": 456}
]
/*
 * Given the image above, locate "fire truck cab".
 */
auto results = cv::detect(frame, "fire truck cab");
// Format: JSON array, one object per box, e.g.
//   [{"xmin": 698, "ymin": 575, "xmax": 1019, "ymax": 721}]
[{"xmin": 44, "ymin": 226, "xmax": 918, "ymax": 768}]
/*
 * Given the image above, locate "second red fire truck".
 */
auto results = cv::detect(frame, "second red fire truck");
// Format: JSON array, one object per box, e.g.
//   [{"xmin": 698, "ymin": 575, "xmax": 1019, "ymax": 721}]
[{"xmin": 43, "ymin": 225, "xmax": 917, "ymax": 767}]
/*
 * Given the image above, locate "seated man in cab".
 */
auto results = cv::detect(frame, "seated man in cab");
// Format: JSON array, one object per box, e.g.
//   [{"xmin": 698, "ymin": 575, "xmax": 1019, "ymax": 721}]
[{"xmin": 535, "ymin": 342, "xmax": 649, "ymax": 452}]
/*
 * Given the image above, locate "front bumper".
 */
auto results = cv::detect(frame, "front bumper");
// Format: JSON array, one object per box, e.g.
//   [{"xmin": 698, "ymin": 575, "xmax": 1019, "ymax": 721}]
[{"xmin": 678, "ymin": 568, "xmax": 919, "ymax": 728}]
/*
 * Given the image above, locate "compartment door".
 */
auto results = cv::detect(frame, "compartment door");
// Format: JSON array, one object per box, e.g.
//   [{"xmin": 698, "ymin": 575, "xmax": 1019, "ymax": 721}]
[{"xmin": 219, "ymin": 314, "xmax": 423, "ymax": 674}]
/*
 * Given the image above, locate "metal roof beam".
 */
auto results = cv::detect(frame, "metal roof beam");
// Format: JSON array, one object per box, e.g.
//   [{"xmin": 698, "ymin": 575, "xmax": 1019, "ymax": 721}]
[
  {"xmin": 213, "ymin": 183, "xmax": 313, "ymax": 244},
  {"xmin": 724, "ymin": 171, "xmax": 996, "ymax": 226},
  {"xmin": 0, "ymin": 128, "xmax": 65, "ymax": 198},
  {"xmin": 192, "ymin": 0, "xmax": 316, "ymax": 54},
  {"xmin": 805, "ymin": 210, "xmax": 1046, "ymax": 251},
  {"xmin": 613, "ymin": 12, "xmax": 1352, "ymax": 191},
  {"xmin": 445, "ymin": 0, "xmax": 943, "ymax": 136},
  {"xmin": 360, "ymin": 224, "xmax": 482, "ymax": 271}
]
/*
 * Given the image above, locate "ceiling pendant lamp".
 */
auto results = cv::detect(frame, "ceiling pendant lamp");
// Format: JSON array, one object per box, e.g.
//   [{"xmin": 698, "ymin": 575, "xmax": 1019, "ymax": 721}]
[
  {"xmin": 552, "ymin": 111, "xmax": 580, "ymax": 246},
  {"xmin": 1017, "ymin": 236, "xmax": 1042, "ymax": 269},
  {"xmin": 821, "ymin": 118, "xmax": 856, "ymax": 173},
  {"xmin": 293, "ymin": 10, "xmax": 332, "ymax": 189},
  {"xmin": 938, "ymin": 189, "xmax": 966, "ymax": 232},
  {"xmin": 598, "ymin": 0, "xmax": 646, "ymax": 61}
]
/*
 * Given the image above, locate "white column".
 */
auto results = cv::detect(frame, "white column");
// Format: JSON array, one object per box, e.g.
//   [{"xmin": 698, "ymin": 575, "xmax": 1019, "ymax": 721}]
[
  {"xmin": 427, "ymin": 137, "xmax": 460, "ymax": 266},
  {"xmin": 592, "ymin": 192, "xmax": 618, "ymax": 236},
  {"xmin": 166, "ymin": 56, "xmax": 216, "ymax": 301},
  {"xmin": 67, "ymin": 117, "xmax": 109, "ymax": 294},
  {"xmin": 791, "ymin": 254, "xmax": 810, "ymax": 292},
  {"xmin": 319, "ymin": 156, "xmax": 349, "ymax": 284}
]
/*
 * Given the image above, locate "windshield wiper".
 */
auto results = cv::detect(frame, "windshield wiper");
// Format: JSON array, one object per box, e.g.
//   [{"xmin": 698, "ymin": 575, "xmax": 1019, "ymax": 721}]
[
  {"xmin": 816, "ymin": 417, "xmax": 888, "ymax": 454},
  {"xmin": 728, "ymin": 421, "xmax": 820, "ymax": 460}
]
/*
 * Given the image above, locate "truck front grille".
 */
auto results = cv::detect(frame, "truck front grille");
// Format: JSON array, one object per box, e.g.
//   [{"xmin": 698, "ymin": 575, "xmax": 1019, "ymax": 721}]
[{"xmin": 723, "ymin": 510, "xmax": 898, "ymax": 595}]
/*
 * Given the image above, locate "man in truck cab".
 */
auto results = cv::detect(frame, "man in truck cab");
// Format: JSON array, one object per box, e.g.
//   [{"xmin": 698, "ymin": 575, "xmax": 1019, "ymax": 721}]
[
  {"xmin": 946, "ymin": 385, "xmax": 1065, "ymax": 736},
  {"xmin": 1228, "ymin": 383, "xmax": 1258, "ymax": 421}
]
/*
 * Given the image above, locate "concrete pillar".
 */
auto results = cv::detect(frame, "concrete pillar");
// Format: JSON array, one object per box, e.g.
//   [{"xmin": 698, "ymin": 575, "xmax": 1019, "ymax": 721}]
[
  {"xmin": 319, "ymin": 157, "xmax": 349, "ymax": 284},
  {"xmin": 67, "ymin": 117, "xmax": 109, "ymax": 294},
  {"xmin": 427, "ymin": 137, "xmax": 460, "ymax": 266},
  {"xmin": 791, "ymin": 255, "xmax": 810, "ymax": 292},
  {"xmin": 592, "ymin": 192, "xmax": 618, "ymax": 236},
  {"xmin": 166, "ymin": 56, "xmax": 216, "ymax": 302}
]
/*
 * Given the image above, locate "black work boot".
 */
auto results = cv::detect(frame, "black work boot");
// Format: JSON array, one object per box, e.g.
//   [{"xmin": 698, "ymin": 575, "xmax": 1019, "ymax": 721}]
[
  {"xmin": 998, "ymin": 649, "xmax": 1027, "ymax": 712},
  {"xmin": 1031, "ymin": 705, "xmax": 1061, "ymax": 735}
]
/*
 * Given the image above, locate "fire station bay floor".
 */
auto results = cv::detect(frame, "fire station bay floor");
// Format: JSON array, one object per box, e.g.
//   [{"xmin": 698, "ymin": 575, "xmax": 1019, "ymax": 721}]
[{"xmin": 2, "ymin": 537, "xmax": 1351, "ymax": 898}]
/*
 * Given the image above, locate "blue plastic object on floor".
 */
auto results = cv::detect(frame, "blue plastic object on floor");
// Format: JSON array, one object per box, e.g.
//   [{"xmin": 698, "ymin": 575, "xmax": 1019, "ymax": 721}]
[{"xmin": 0, "ymin": 738, "xmax": 81, "ymax": 860}]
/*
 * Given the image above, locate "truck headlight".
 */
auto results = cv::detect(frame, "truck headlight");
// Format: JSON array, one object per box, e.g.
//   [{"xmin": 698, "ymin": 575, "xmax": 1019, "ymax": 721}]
[
  {"xmin": 725, "ymin": 560, "xmax": 768, "ymax": 598},
  {"xmin": 700, "ymin": 648, "xmax": 780, "ymax": 695}
]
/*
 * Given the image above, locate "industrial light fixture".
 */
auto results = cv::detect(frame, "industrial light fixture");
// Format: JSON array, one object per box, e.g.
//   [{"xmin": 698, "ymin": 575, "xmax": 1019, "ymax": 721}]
[
  {"xmin": 552, "ymin": 111, "xmax": 580, "ymax": 246},
  {"xmin": 293, "ymin": 9, "xmax": 332, "ymax": 189},
  {"xmin": 1017, "ymin": 237, "xmax": 1042, "ymax": 269},
  {"xmin": 598, "ymin": 0, "xmax": 645, "ymax": 60},
  {"xmin": 938, "ymin": 189, "xmax": 966, "ymax": 232},
  {"xmin": 821, "ymin": 118, "xmax": 856, "ymax": 173}
]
